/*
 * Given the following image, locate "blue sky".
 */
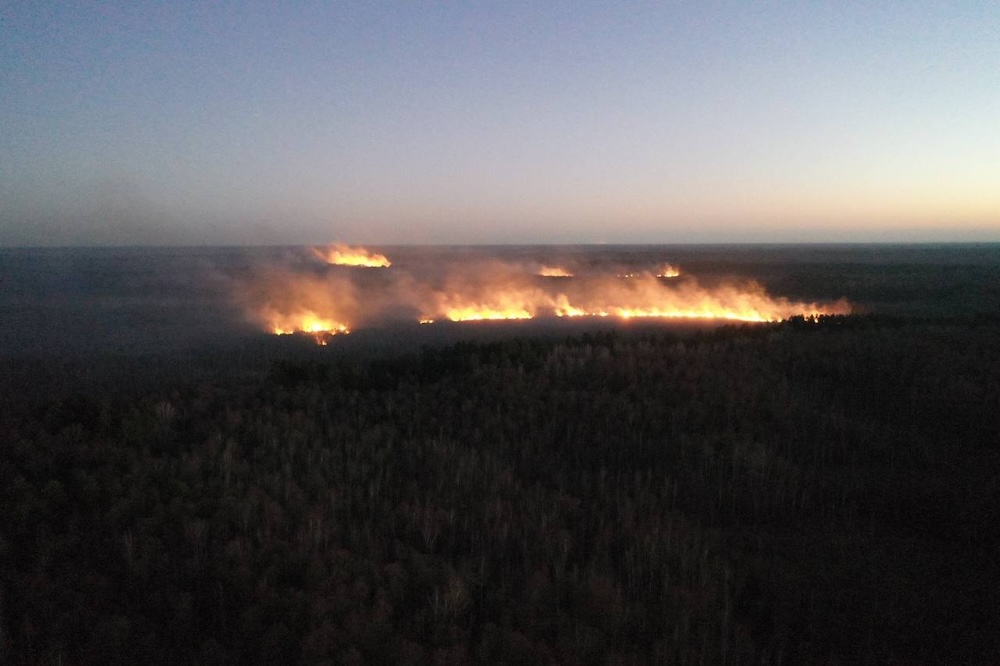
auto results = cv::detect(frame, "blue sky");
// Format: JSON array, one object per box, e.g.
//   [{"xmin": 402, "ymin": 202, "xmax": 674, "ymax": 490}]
[{"xmin": 2, "ymin": 1, "xmax": 998, "ymax": 245}]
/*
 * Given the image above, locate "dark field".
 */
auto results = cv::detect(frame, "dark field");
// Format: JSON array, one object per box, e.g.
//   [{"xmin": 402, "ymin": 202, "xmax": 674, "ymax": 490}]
[{"xmin": 1, "ymin": 244, "xmax": 999, "ymax": 663}]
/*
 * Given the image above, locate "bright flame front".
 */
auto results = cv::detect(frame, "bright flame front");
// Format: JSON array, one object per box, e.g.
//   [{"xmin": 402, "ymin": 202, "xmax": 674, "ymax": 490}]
[
  {"xmin": 236, "ymin": 247, "xmax": 852, "ymax": 343},
  {"xmin": 312, "ymin": 244, "xmax": 391, "ymax": 268},
  {"xmin": 266, "ymin": 310, "xmax": 350, "ymax": 344}
]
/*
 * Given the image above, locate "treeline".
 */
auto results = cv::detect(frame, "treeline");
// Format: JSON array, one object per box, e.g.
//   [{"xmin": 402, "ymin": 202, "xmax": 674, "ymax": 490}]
[{"xmin": 2, "ymin": 316, "xmax": 999, "ymax": 663}]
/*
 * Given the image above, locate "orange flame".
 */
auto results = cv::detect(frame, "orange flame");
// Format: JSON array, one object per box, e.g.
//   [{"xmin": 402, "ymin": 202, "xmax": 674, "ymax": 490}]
[
  {"xmin": 420, "ymin": 285, "xmax": 543, "ymax": 322},
  {"xmin": 414, "ymin": 275, "xmax": 847, "ymax": 324},
  {"xmin": 263, "ymin": 308, "xmax": 350, "ymax": 344},
  {"xmin": 312, "ymin": 244, "xmax": 391, "ymax": 268},
  {"xmin": 235, "ymin": 252, "xmax": 851, "ymax": 343},
  {"xmin": 580, "ymin": 277, "xmax": 843, "ymax": 322},
  {"xmin": 237, "ymin": 267, "xmax": 358, "ymax": 342},
  {"xmin": 539, "ymin": 266, "xmax": 574, "ymax": 277}
]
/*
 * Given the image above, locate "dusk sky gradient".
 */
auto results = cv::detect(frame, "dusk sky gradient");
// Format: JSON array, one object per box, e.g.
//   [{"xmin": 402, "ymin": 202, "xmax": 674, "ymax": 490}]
[{"xmin": 2, "ymin": 1, "xmax": 998, "ymax": 245}]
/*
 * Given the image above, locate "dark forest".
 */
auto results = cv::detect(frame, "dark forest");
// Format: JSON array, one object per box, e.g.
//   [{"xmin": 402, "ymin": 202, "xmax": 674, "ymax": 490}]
[{"xmin": 2, "ymin": 312, "xmax": 999, "ymax": 663}]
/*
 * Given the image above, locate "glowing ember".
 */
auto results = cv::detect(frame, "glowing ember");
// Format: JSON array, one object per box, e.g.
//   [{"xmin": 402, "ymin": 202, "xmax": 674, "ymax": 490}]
[
  {"xmin": 312, "ymin": 244, "xmax": 392, "ymax": 268},
  {"xmin": 656, "ymin": 264, "xmax": 681, "ymax": 278},
  {"xmin": 539, "ymin": 266, "xmax": 574, "ymax": 277}
]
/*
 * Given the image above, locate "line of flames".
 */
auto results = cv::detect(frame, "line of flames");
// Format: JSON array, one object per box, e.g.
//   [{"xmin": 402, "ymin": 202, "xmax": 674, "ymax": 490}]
[
  {"xmin": 265, "ymin": 290, "xmax": 848, "ymax": 337},
  {"xmin": 252, "ymin": 249, "xmax": 850, "ymax": 342},
  {"xmin": 418, "ymin": 293, "xmax": 837, "ymax": 325}
]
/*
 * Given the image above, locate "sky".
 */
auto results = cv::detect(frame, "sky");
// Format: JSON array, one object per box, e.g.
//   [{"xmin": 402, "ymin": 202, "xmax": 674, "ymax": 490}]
[{"xmin": 2, "ymin": 1, "xmax": 999, "ymax": 246}]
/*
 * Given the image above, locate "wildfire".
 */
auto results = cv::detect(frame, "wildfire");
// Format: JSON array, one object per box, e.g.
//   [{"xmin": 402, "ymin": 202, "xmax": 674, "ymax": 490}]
[
  {"xmin": 237, "ymin": 266, "xmax": 358, "ymax": 342},
  {"xmin": 421, "ymin": 288, "xmax": 541, "ymax": 322},
  {"xmin": 235, "ymin": 248, "xmax": 851, "ymax": 343},
  {"xmin": 548, "ymin": 278, "xmax": 840, "ymax": 322},
  {"xmin": 265, "ymin": 310, "xmax": 350, "ymax": 344},
  {"xmin": 312, "ymin": 244, "xmax": 392, "ymax": 268},
  {"xmin": 442, "ymin": 307, "xmax": 534, "ymax": 322},
  {"xmin": 563, "ymin": 307, "xmax": 769, "ymax": 322},
  {"xmin": 414, "ymin": 275, "xmax": 844, "ymax": 325}
]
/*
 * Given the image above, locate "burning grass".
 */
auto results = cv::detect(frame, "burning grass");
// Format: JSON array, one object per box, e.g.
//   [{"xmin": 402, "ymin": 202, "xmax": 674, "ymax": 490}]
[{"xmin": 236, "ymin": 246, "xmax": 851, "ymax": 340}]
